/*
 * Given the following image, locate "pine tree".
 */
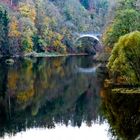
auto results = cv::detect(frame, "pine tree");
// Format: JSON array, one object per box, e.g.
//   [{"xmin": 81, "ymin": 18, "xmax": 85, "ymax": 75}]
[{"xmin": 0, "ymin": 7, "xmax": 10, "ymax": 56}]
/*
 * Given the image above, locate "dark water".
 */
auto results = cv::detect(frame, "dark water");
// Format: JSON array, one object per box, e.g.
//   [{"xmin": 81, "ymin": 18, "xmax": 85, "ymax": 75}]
[{"xmin": 0, "ymin": 56, "xmax": 139, "ymax": 140}]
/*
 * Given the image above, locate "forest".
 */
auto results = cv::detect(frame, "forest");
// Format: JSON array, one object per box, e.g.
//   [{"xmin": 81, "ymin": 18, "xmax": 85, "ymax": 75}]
[
  {"xmin": 0, "ymin": 0, "xmax": 109, "ymax": 56},
  {"xmin": 103, "ymin": 0, "xmax": 140, "ymax": 85},
  {"xmin": 0, "ymin": 1, "xmax": 140, "ymax": 139},
  {"xmin": 0, "ymin": 0, "xmax": 140, "ymax": 83}
]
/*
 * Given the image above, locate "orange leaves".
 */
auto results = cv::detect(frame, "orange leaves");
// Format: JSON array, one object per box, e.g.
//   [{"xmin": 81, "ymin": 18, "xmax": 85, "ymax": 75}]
[
  {"xmin": 47, "ymin": 31, "xmax": 66, "ymax": 53},
  {"xmin": 7, "ymin": 70, "xmax": 18, "ymax": 90},
  {"xmin": 9, "ymin": 16, "xmax": 21, "ymax": 37},
  {"xmin": 16, "ymin": 87, "xmax": 34, "ymax": 103}
]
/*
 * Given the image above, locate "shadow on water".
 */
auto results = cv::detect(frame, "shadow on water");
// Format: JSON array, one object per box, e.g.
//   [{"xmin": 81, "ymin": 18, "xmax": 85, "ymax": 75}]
[
  {"xmin": 0, "ymin": 56, "xmax": 139, "ymax": 140},
  {"xmin": 101, "ymin": 87, "xmax": 140, "ymax": 140},
  {"xmin": 0, "ymin": 56, "xmax": 106, "ymax": 137}
]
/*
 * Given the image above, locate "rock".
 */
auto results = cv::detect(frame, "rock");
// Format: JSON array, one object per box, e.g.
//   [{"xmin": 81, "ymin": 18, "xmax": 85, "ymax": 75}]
[{"xmin": 5, "ymin": 59, "xmax": 14, "ymax": 65}]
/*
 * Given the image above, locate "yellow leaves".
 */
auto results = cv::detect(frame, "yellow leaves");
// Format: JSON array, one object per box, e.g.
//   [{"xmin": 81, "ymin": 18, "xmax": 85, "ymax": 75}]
[
  {"xmin": 17, "ymin": 3, "xmax": 36, "ymax": 53},
  {"xmin": 26, "ymin": 60, "xmax": 33, "ymax": 73},
  {"xmin": 17, "ymin": 87, "xmax": 34, "ymax": 103},
  {"xmin": 43, "ymin": 16, "xmax": 56, "ymax": 30},
  {"xmin": 55, "ymin": 33, "xmax": 64, "ymax": 41},
  {"xmin": 9, "ymin": 16, "xmax": 21, "ymax": 37},
  {"xmin": 43, "ymin": 16, "xmax": 50, "ymax": 26},
  {"xmin": 51, "ymin": 59, "xmax": 65, "ymax": 76},
  {"xmin": 30, "ymin": 8, "xmax": 36, "ymax": 22},
  {"xmin": 18, "ymin": 3, "xmax": 36, "ymax": 23},
  {"xmin": 46, "ymin": 30, "xmax": 66, "ymax": 53},
  {"xmin": 116, "ymin": 76, "xmax": 127, "ymax": 84},
  {"xmin": 52, "ymin": 32, "xmax": 66, "ymax": 52},
  {"xmin": 8, "ymin": 70, "xmax": 18, "ymax": 90},
  {"xmin": 107, "ymin": 31, "xmax": 140, "ymax": 83},
  {"xmin": 37, "ymin": 14, "xmax": 66, "ymax": 53},
  {"xmin": 53, "ymin": 59, "xmax": 62, "ymax": 68},
  {"xmin": 16, "ymin": 60, "xmax": 34, "ymax": 103},
  {"xmin": 47, "ymin": 30, "xmax": 54, "ymax": 39},
  {"xmin": 102, "ymin": 23, "xmax": 113, "ymax": 46},
  {"xmin": 53, "ymin": 40, "xmax": 60, "ymax": 47},
  {"xmin": 22, "ymin": 36, "xmax": 34, "ymax": 52}
]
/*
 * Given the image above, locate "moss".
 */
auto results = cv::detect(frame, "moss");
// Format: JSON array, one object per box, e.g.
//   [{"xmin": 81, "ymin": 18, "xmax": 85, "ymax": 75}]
[{"xmin": 112, "ymin": 88, "xmax": 140, "ymax": 94}]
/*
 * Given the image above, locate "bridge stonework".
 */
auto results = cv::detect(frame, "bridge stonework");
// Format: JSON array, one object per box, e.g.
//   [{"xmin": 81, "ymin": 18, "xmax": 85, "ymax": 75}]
[
  {"xmin": 74, "ymin": 33, "xmax": 102, "ymax": 55},
  {"xmin": 76, "ymin": 33, "xmax": 101, "ymax": 42}
]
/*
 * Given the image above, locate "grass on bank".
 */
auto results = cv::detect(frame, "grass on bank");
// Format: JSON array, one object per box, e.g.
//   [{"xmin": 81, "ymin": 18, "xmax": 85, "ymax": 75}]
[{"xmin": 112, "ymin": 88, "xmax": 140, "ymax": 94}]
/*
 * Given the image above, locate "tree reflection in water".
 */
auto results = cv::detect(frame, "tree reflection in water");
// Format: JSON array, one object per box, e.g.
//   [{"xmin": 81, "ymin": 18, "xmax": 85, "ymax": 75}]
[
  {"xmin": 0, "ymin": 56, "xmax": 105, "ymax": 137},
  {"xmin": 101, "ymin": 88, "xmax": 140, "ymax": 140}
]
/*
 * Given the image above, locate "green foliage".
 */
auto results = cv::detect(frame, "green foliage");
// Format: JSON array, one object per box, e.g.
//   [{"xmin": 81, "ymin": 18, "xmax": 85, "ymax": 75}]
[
  {"xmin": 75, "ymin": 37, "xmax": 98, "ymax": 55},
  {"xmin": 63, "ymin": 0, "xmax": 91, "ymax": 32},
  {"xmin": 80, "ymin": 0, "xmax": 109, "ymax": 11},
  {"xmin": 0, "ymin": 6, "xmax": 10, "ymax": 56},
  {"xmin": 107, "ymin": 31, "xmax": 140, "ymax": 83},
  {"xmin": 103, "ymin": 9, "xmax": 140, "ymax": 47},
  {"xmin": 18, "ymin": 3, "xmax": 36, "ymax": 53},
  {"xmin": 117, "ymin": 0, "xmax": 137, "ymax": 9}
]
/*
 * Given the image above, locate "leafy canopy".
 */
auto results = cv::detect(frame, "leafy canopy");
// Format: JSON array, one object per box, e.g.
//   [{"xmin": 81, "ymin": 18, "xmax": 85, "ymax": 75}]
[
  {"xmin": 107, "ymin": 31, "xmax": 140, "ymax": 83},
  {"xmin": 103, "ymin": 9, "xmax": 140, "ymax": 48}
]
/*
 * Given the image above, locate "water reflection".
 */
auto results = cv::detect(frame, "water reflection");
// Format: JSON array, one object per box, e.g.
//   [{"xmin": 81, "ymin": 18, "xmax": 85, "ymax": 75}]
[
  {"xmin": 101, "ymin": 88, "xmax": 140, "ymax": 140},
  {"xmin": 0, "ymin": 56, "xmax": 105, "ymax": 137},
  {"xmin": 1, "ymin": 123, "xmax": 109, "ymax": 140},
  {"xmin": 1, "ymin": 56, "xmax": 139, "ymax": 140}
]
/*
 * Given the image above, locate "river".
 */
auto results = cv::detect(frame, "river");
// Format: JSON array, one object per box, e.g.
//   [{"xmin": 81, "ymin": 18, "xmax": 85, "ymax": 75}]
[{"xmin": 0, "ymin": 56, "xmax": 139, "ymax": 140}]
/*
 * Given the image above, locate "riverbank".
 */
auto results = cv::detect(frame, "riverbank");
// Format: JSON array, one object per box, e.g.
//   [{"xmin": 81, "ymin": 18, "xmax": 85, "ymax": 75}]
[
  {"xmin": 1, "ymin": 52, "xmax": 106, "ymax": 66},
  {"xmin": 0, "ymin": 52, "xmax": 89, "ymax": 58},
  {"xmin": 24, "ymin": 52, "xmax": 89, "ymax": 57},
  {"xmin": 112, "ymin": 88, "xmax": 140, "ymax": 94},
  {"xmin": 104, "ymin": 79, "xmax": 140, "ymax": 94}
]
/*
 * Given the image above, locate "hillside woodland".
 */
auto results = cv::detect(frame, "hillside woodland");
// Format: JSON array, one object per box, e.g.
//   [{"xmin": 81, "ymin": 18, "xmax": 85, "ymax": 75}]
[{"xmin": 0, "ymin": 0, "xmax": 109, "ymax": 56}]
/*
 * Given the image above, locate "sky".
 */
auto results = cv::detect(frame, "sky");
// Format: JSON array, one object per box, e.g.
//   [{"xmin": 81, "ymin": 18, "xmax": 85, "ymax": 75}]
[{"xmin": 0, "ymin": 123, "xmax": 109, "ymax": 140}]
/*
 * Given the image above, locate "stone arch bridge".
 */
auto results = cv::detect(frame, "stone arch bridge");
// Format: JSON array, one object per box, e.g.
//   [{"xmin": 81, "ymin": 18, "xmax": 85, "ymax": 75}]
[
  {"xmin": 74, "ymin": 33, "xmax": 102, "ymax": 54},
  {"xmin": 75, "ymin": 33, "xmax": 101, "ymax": 43}
]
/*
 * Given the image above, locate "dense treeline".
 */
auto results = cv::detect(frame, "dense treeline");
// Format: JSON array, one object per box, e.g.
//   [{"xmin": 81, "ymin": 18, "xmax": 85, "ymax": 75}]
[
  {"xmin": 0, "ymin": 0, "xmax": 109, "ymax": 56},
  {"xmin": 103, "ymin": 0, "xmax": 140, "ymax": 84}
]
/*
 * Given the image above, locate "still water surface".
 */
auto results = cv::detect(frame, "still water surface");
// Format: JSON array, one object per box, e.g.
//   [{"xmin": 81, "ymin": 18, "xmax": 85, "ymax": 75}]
[{"xmin": 0, "ymin": 56, "xmax": 139, "ymax": 140}]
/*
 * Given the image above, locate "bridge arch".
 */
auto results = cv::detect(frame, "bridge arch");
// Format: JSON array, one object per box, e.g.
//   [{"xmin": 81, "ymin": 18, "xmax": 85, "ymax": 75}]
[
  {"xmin": 75, "ymin": 34, "xmax": 100, "ymax": 43},
  {"xmin": 74, "ymin": 34, "xmax": 102, "ymax": 54}
]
